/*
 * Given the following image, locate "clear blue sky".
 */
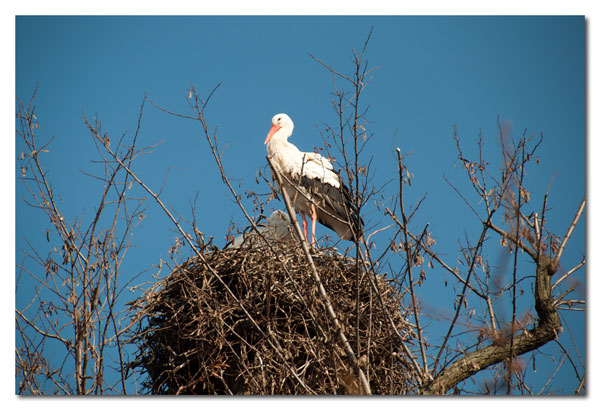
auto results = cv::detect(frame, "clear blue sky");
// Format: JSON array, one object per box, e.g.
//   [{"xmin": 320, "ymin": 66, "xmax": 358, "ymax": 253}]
[{"xmin": 15, "ymin": 16, "xmax": 585, "ymax": 394}]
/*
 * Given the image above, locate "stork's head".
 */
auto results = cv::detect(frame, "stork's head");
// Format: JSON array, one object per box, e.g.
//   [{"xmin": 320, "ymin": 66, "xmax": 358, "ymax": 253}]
[{"xmin": 264, "ymin": 113, "xmax": 294, "ymax": 144}]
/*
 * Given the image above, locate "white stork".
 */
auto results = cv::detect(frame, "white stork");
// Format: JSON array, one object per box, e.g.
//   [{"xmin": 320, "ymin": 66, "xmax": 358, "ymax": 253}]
[{"xmin": 264, "ymin": 113, "xmax": 362, "ymax": 245}]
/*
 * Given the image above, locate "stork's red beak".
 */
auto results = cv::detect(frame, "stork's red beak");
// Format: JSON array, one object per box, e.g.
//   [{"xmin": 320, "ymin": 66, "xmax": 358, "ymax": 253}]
[{"xmin": 264, "ymin": 124, "xmax": 281, "ymax": 144}]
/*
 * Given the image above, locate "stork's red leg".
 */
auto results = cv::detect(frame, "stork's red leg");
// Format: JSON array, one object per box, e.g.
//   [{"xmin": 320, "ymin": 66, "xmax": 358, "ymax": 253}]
[
  {"xmin": 300, "ymin": 211, "xmax": 309, "ymax": 243},
  {"xmin": 310, "ymin": 204, "xmax": 317, "ymax": 246}
]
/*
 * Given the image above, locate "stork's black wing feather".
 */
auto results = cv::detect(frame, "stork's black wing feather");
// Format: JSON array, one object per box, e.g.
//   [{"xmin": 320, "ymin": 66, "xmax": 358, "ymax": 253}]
[{"xmin": 300, "ymin": 175, "xmax": 363, "ymax": 241}]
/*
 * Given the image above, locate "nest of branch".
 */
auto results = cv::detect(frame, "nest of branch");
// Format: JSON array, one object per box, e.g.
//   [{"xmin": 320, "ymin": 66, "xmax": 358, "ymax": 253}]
[{"xmin": 131, "ymin": 236, "xmax": 416, "ymax": 395}]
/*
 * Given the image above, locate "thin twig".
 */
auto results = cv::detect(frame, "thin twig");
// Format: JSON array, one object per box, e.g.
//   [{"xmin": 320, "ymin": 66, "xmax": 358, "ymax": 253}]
[{"xmin": 396, "ymin": 148, "xmax": 428, "ymax": 374}]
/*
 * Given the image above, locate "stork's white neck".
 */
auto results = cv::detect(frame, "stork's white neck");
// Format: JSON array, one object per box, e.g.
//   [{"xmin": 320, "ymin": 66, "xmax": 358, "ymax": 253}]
[
  {"xmin": 272, "ymin": 123, "xmax": 293, "ymax": 143},
  {"xmin": 266, "ymin": 125, "xmax": 295, "ymax": 155}
]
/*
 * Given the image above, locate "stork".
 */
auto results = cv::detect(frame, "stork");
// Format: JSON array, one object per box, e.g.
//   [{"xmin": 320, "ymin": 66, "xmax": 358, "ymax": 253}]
[{"xmin": 264, "ymin": 113, "xmax": 362, "ymax": 245}]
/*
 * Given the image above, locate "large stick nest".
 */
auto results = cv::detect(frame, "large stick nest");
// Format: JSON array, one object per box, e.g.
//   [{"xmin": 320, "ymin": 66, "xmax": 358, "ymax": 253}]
[{"xmin": 130, "ymin": 235, "xmax": 417, "ymax": 395}]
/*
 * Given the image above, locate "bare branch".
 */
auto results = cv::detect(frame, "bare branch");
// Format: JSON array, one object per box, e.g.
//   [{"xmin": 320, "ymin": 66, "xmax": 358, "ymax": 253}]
[{"xmin": 553, "ymin": 197, "xmax": 585, "ymax": 267}]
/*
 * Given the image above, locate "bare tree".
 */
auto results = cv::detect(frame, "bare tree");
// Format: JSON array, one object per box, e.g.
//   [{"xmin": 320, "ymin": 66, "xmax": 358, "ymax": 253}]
[
  {"xmin": 416, "ymin": 127, "xmax": 585, "ymax": 394},
  {"xmin": 16, "ymin": 29, "xmax": 585, "ymax": 395},
  {"xmin": 15, "ymin": 85, "xmax": 150, "ymax": 394}
]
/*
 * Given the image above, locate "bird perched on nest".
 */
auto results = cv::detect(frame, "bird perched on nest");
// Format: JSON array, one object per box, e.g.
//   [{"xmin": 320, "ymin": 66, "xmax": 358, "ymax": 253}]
[
  {"xmin": 264, "ymin": 113, "xmax": 362, "ymax": 245},
  {"xmin": 227, "ymin": 210, "xmax": 294, "ymax": 249}
]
